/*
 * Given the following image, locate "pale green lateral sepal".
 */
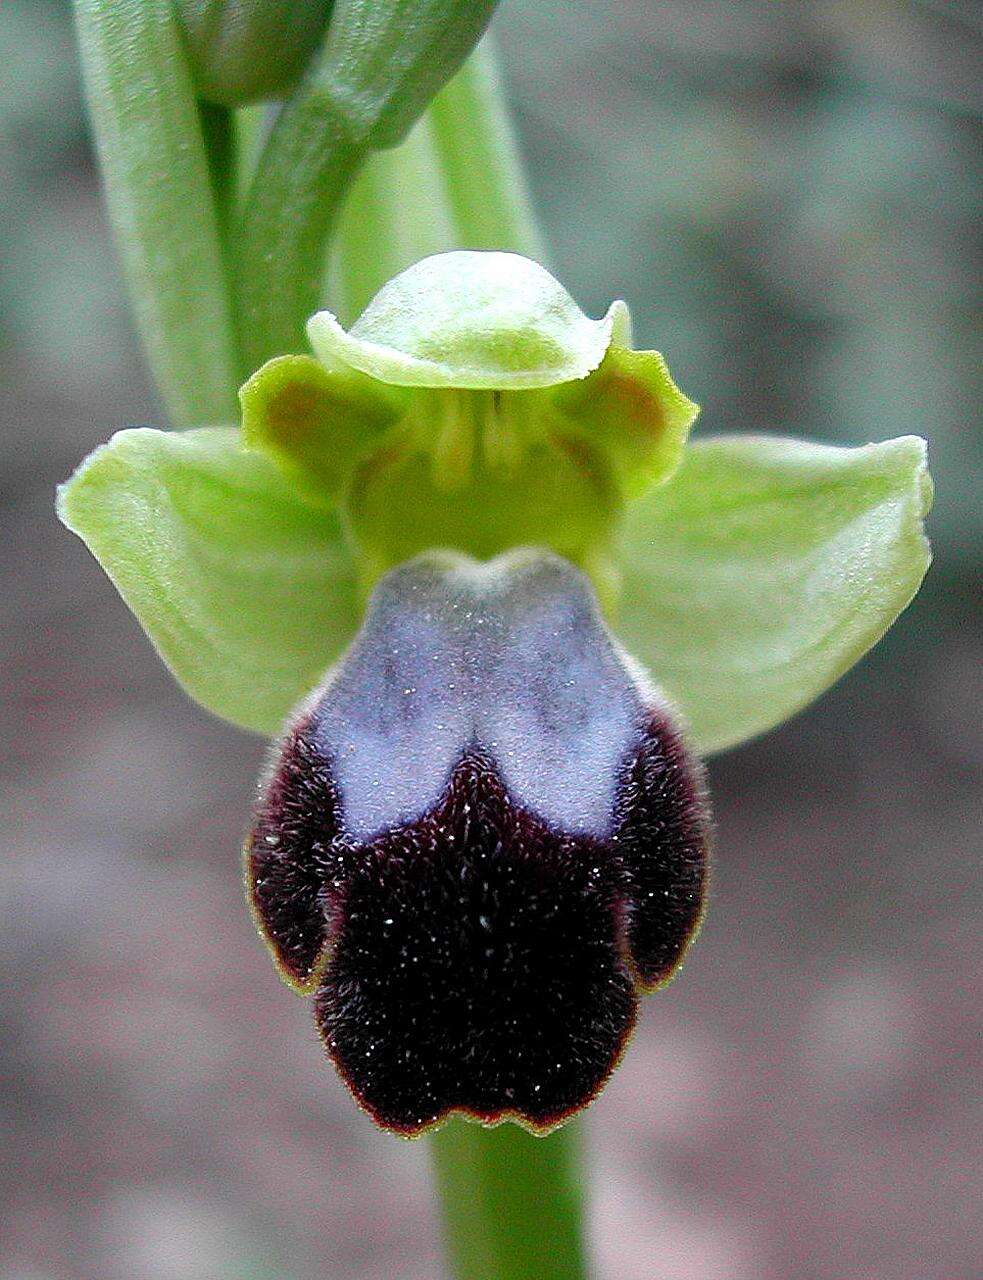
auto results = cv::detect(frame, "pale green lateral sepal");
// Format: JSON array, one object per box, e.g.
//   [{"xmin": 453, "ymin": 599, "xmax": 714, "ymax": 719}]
[
  {"xmin": 616, "ymin": 434, "xmax": 933, "ymax": 755},
  {"xmin": 550, "ymin": 344, "xmax": 699, "ymax": 498},
  {"xmin": 57, "ymin": 427, "xmax": 360, "ymax": 735},
  {"xmin": 240, "ymin": 354, "xmax": 400, "ymax": 506},
  {"xmin": 308, "ymin": 251, "xmax": 620, "ymax": 389}
]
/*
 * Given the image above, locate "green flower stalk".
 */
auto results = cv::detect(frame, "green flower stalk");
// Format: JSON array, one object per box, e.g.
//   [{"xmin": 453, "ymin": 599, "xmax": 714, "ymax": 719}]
[{"xmin": 63, "ymin": 7, "xmax": 933, "ymax": 1279}]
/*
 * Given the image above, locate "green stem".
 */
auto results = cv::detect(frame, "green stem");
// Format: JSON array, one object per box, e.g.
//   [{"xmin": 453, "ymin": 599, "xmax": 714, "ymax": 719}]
[
  {"xmin": 430, "ymin": 1121, "xmax": 589, "ymax": 1280},
  {"xmin": 73, "ymin": 0, "xmax": 239, "ymax": 427},
  {"xmin": 233, "ymin": 1, "xmax": 500, "ymax": 374},
  {"xmin": 233, "ymin": 105, "xmax": 268, "ymax": 204},
  {"xmin": 327, "ymin": 39, "xmax": 547, "ymax": 326},
  {"xmin": 428, "ymin": 41, "xmax": 545, "ymax": 261},
  {"xmin": 199, "ymin": 100, "xmax": 235, "ymax": 238},
  {"xmin": 234, "ymin": 78, "xmax": 365, "ymax": 372}
]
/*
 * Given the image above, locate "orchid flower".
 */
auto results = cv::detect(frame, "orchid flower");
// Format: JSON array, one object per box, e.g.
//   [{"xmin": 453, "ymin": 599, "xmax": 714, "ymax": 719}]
[{"xmin": 59, "ymin": 250, "xmax": 930, "ymax": 1131}]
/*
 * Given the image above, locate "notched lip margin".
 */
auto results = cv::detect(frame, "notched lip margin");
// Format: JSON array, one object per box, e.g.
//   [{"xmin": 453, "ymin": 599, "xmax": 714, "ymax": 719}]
[{"xmin": 314, "ymin": 983, "xmax": 641, "ymax": 1141}]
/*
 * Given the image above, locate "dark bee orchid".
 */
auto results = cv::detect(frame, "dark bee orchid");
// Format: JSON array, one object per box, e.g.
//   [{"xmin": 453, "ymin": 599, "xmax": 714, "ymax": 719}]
[
  {"xmin": 60, "ymin": 251, "xmax": 930, "ymax": 1136},
  {"xmin": 60, "ymin": 16, "xmax": 936, "ymax": 1275},
  {"xmin": 246, "ymin": 550, "xmax": 708, "ymax": 1134}
]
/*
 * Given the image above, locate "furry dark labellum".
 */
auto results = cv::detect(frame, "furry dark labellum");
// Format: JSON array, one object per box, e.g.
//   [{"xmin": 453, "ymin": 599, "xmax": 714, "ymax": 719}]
[{"xmin": 246, "ymin": 549, "xmax": 709, "ymax": 1136}]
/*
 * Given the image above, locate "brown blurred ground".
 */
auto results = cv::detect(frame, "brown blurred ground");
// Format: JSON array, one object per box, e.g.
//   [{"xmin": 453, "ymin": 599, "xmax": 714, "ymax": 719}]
[{"xmin": 2, "ymin": 2, "xmax": 981, "ymax": 1278}]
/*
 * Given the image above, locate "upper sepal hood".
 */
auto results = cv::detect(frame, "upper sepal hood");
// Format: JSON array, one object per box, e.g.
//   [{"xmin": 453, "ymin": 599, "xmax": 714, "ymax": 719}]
[
  {"xmin": 243, "ymin": 251, "xmax": 699, "ymax": 576},
  {"xmin": 246, "ymin": 549, "xmax": 710, "ymax": 1135},
  {"xmin": 307, "ymin": 251, "xmax": 627, "ymax": 390}
]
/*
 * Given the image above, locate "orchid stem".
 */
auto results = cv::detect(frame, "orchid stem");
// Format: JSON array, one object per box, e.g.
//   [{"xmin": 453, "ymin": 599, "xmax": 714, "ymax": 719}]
[
  {"xmin": 73, "ymin": 0, "xmax": 239, "ymax": 427},
  {"xmin": 234, "ymin": 80, "xmax": 364, "ymax": 371},
  {"xmin": 327, "ymin": 39, "xmax": 546, "ymax": 324},
  {"xmin": 427, "ymin": 41, "xmax": 545, "ymax": 262},
  {"xmin": 430, "ymin": 1121, "xmax": 589, "ymax": 1280},
  {"xmin": 327, "ymin": 114, "xmax": 458, "ymax": 324},
  {"xmin": 199, "ymin": 101, "xmax": 235, "ymax": 238}
]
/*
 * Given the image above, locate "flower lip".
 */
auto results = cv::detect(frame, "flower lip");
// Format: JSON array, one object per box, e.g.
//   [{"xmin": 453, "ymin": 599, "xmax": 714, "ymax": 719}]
[
  {"xmin": 245, "ymin": 549, "xmax": 710, "ymax": 1135},
  {"xmin": 314, "ymin": 746, "xmax": 641, "ymax": 1137},
  {"xmin": 307, "ymin": 251, "xmax": 627, "ymax": 390}
]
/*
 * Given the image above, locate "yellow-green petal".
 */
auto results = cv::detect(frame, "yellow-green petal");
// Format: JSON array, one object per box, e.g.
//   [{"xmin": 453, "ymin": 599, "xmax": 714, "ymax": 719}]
[
  {"xmin": 550, "ymin": 344, "xmax": 699, "ymax": 499},
  {"xmin": 239, "ymin": 354, "xmax": 398, "ymax": 506}
]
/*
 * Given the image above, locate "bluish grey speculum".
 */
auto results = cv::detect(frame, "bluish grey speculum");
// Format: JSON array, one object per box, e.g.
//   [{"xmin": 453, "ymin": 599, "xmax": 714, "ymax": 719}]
[{"xmin": 247, "ymin": 550, "xmax": 709, "ymax": 1135}]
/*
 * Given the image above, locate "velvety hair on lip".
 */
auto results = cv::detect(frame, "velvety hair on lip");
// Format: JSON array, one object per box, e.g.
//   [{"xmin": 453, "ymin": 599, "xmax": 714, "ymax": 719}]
[{"xmin": 246, "ymin": 550, "xmax": 710, "ymax": 1135}]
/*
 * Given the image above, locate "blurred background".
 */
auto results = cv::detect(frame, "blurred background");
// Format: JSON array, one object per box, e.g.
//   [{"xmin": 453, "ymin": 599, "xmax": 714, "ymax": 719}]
[{"xmin": 1, "ymin": 2, "xmax": 980, "ymax": 1278}]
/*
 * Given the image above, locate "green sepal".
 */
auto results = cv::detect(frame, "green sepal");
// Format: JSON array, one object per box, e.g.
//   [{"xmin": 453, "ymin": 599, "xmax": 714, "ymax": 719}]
[
  {"xmin": 615, "ymin": 433, "xmax": 933, "ymax": 755},
  {"xmin": 240, "ymin": 354, "xmax": 399, "ymax": 506},
  {"xmin": 550, "ymin": 344, "xmax": 699, "ymax": 499},
  {"xmin": 308, "ymin": 251, "xmax": 622, "ymax": 390},
  {"xmin": 57, "ymin": 426, "xmax": 360, "ymax": 735}
]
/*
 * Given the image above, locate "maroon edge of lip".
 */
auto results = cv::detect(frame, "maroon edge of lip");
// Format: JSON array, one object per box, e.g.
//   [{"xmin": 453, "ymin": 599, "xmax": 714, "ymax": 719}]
[
  {"xmin": 246, "ymin": 713, "xmax": 340, "ymax": 992},
  {"xmin": 618, "ymin": 703, "xmax": 710, "ymax": 994},
  {"xmin": 246, "ymin": 703, "xmax": 709, "ymax": 1137}
]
